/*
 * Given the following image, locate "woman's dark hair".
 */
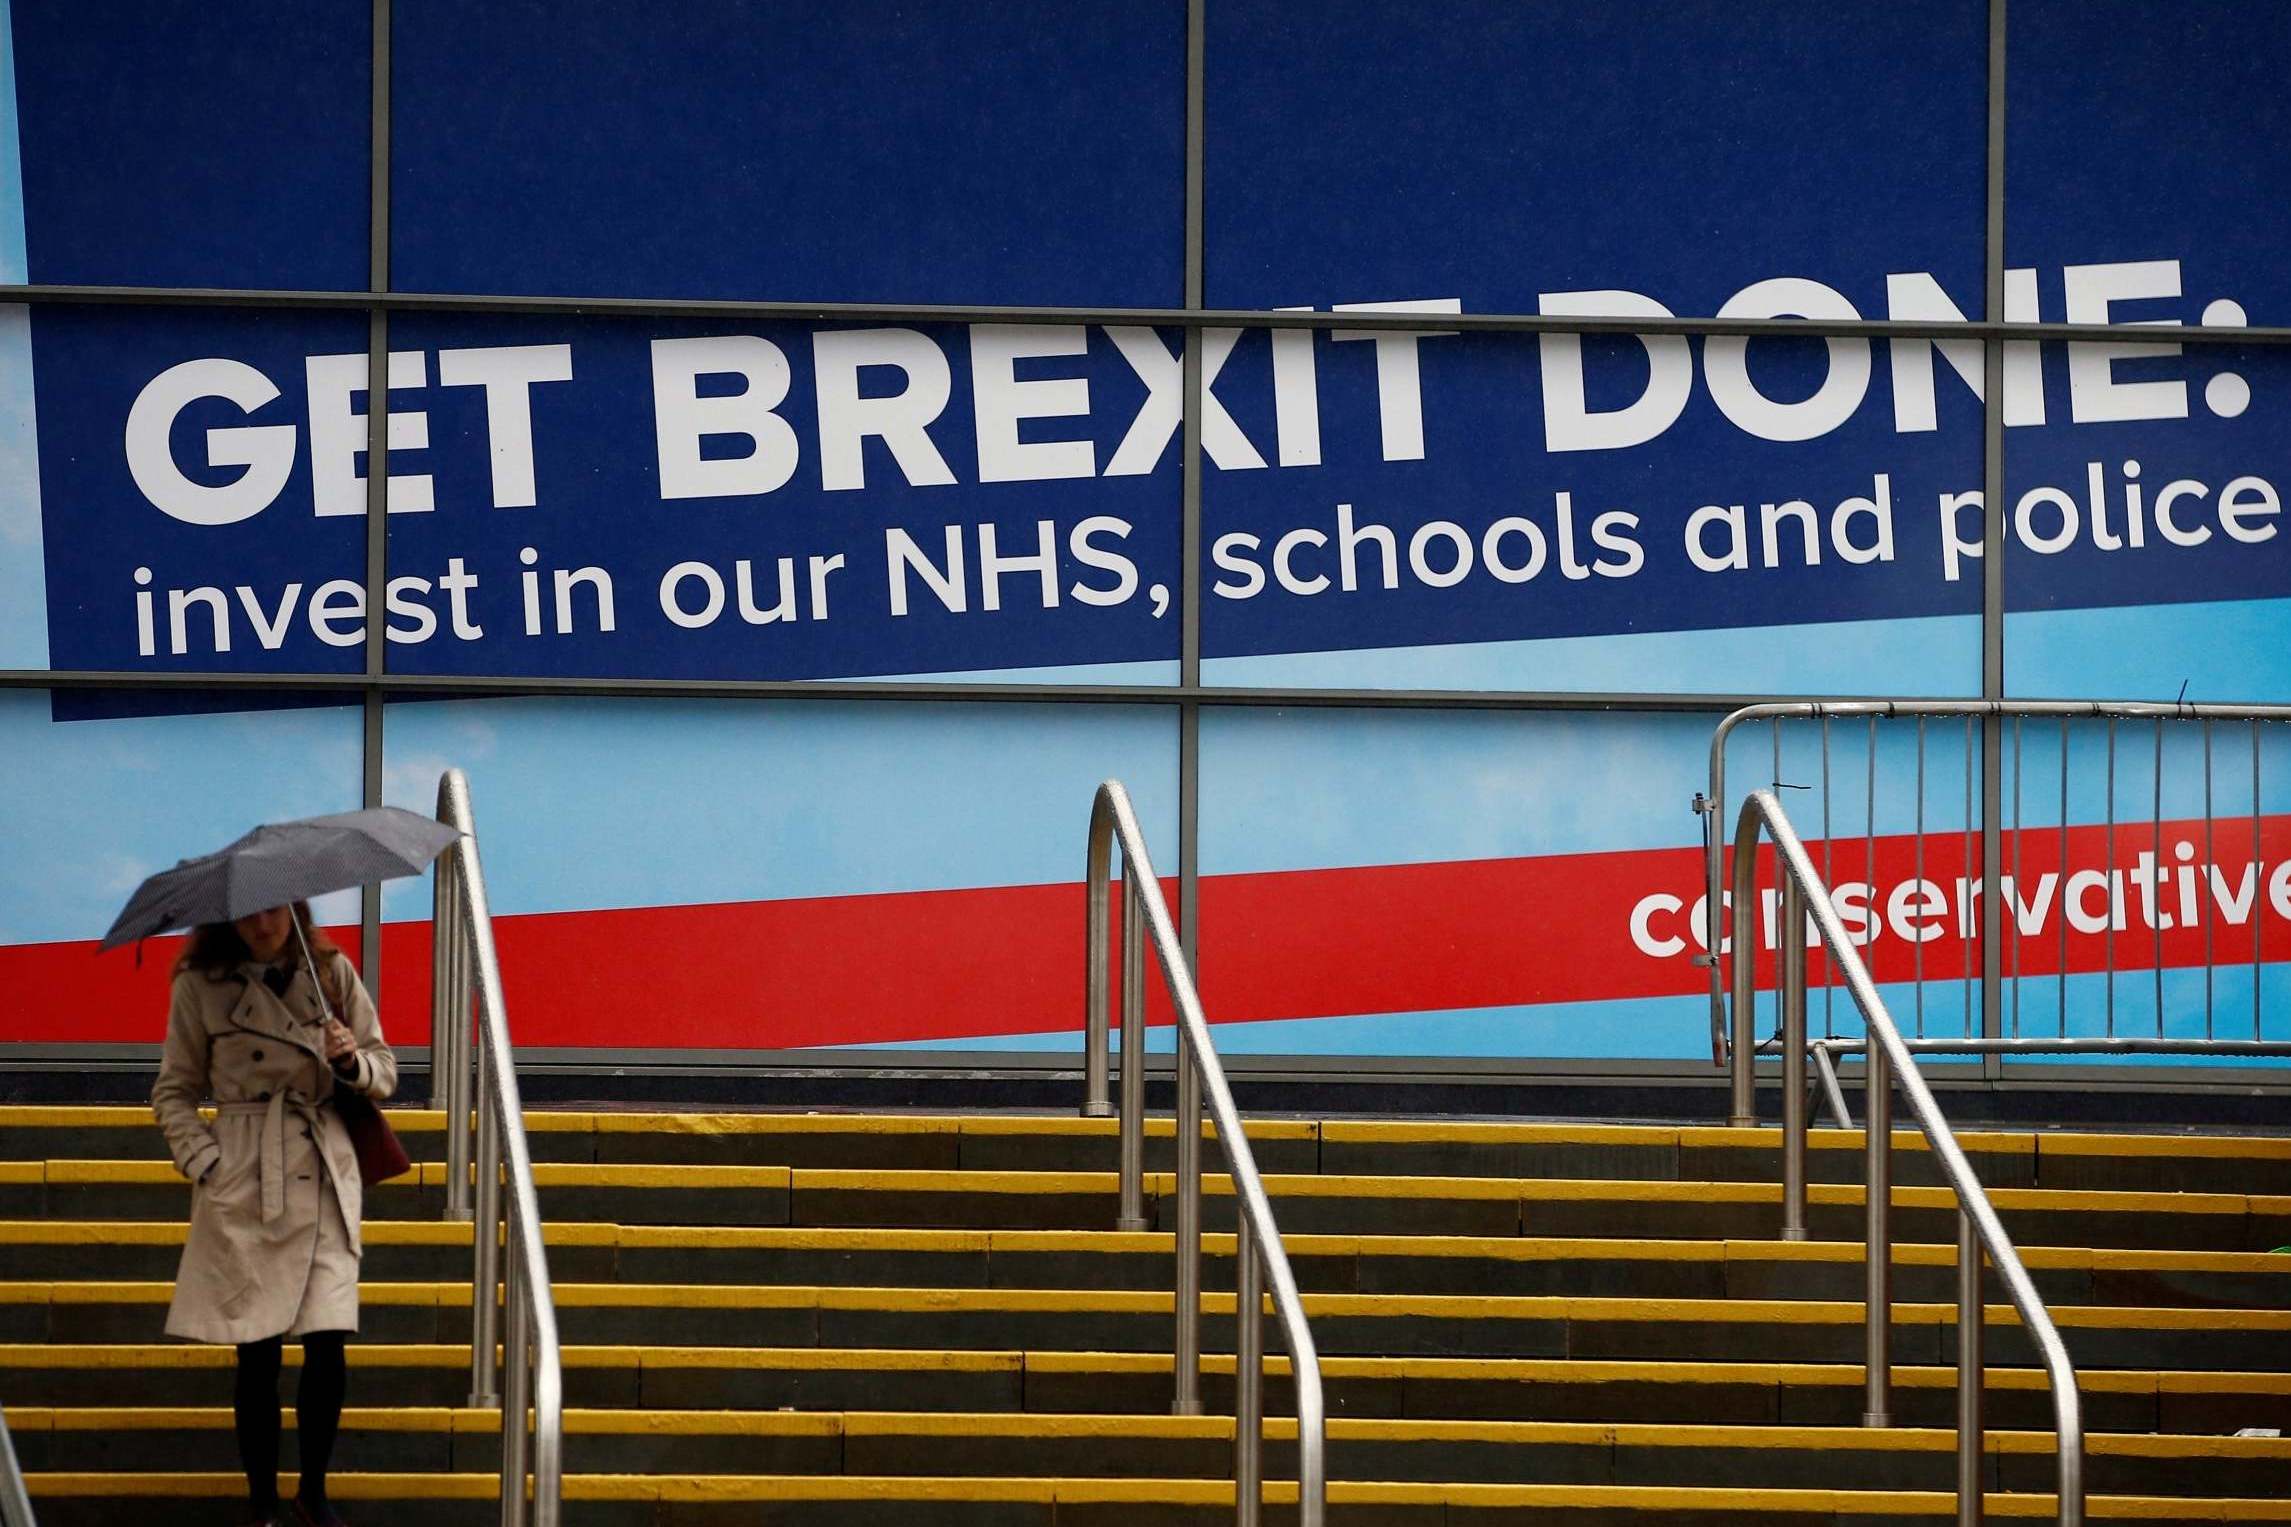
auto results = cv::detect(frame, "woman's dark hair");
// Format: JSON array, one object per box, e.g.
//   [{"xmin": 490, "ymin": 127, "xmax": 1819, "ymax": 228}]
[{"xmin": 174, "ymin": 902, "xmax": 338, "ymax": 980}]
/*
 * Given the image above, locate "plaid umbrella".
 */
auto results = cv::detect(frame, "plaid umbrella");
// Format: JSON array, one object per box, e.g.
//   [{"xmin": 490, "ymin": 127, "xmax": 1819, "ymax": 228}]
[{"xmin": 99, "ymin": 807, "xmax": 461, "ymax": 952}]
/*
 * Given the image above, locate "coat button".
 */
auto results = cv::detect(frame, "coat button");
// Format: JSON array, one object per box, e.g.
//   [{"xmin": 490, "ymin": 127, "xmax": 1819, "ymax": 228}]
[
  {"xmin": 251, "ymin": 1048, "xmax": 265, "ymax": 1062},
  {"xmin": 257, "ymin": 1090, "xmax": 271, "ymax": 1102}
]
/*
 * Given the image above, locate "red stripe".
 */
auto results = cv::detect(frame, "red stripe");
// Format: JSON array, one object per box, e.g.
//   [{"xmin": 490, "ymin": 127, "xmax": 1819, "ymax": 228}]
[{"xmin": 5, "ymin": 816, "xmax": 2285, "ymax": 1051}]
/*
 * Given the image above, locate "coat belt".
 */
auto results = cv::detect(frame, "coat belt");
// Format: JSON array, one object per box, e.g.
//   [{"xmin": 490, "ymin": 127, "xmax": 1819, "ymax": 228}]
[{"xmin": 215, "ymin": 1093, "xmax": 326, "ymax": 1223}]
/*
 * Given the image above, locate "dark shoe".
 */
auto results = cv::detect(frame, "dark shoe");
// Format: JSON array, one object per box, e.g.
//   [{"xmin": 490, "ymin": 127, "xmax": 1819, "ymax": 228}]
[{"xmin": 290, "ymin": 1499, "xmax": 349, "ymax": 1527}]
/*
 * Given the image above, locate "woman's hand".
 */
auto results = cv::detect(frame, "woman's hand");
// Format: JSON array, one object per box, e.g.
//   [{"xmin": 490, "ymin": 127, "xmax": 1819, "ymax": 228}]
[{"xmin": 323, "ymin": 1017, "xmax": 358, "ymax": 1067}]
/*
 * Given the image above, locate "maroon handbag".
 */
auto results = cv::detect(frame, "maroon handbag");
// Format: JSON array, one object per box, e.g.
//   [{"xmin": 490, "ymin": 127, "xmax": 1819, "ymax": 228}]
[
  {"xmin": 333, "ymin": 1084, "xmax": 413, "ymax": 1184},
  {"xmin": 310, "ymin": 956, "xmax": 412, "ymax": 1185}
]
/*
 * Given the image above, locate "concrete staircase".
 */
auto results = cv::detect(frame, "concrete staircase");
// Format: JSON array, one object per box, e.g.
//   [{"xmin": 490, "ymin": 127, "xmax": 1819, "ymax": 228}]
[{"xmin": 3, "ymin": 1105, "xmax": 2289, "ymax": 1523}]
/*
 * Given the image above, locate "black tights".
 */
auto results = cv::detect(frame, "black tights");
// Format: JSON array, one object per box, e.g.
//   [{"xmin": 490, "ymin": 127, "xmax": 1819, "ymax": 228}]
[{"xmin": 235, "ymin": 1331, "xmax": 348, "ymax": 1517}]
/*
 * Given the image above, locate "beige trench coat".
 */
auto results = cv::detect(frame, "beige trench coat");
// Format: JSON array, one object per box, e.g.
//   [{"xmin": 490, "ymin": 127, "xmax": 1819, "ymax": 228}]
[{"xmin": 150, "ymin": 948, "xmax": 397, "ymax": 1345}]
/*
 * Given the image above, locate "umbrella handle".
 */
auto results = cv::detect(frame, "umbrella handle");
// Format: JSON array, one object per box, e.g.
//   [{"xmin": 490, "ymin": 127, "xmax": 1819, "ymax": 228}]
[{"xmin": 289, "ymin": 913, "xmax": 339, "ymax": 1028}]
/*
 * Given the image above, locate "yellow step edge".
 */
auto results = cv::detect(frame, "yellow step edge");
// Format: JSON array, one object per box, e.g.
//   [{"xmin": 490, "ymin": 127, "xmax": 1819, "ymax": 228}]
[
  {"xmin": 2041, "ymin": 1132, "xmax": 2291, "ymax": 1162},
  {"xmin": 958, "ymin": 1115, "xmax": 1317, "ymax": 1141},
  {"xmin": 0, "ymin": 1107, "xmax": 1293, "ymax": 1142},
  {"xmin": 551, "ymin": 1284, "xmax": 820, "ymax": 1310},
  {"xmin": 14, "ymin": 1221, "xmax": 2279, "ymax": 1277},
  {"xmin": 591, "ymin": 1113, "xmax": 960, "ymax": 1137},
  {"xmin": 0, "ymin": 1221, "xmax": 190, "ymax": 1245},
  {"xmin": 529, "ymin": 1164, "xmax": 792, "ymax": 1188},
  {"xmin": 1, "ymin": 1342, "xmax": 2282, "ymax": 1395},
  {"xmin": 628, "ymin": 1346, "xmax": 1019, "ymax": 1372},
  {"xmin": 616, "ymin": 1225, "xmax": 992, "ymax": 1252},
  {"xmin": 7, "ymin": 1280, "xmax": 2283, "ymax": 1330},
  {"xmin": 816, "ymin": 1286, "xmax": 1175, "ymax": 1314},
  {"xmin": 7, "ymin": 1406, "xmax": 461, "ymax": 1432},
  {"xmin": 9, "ymin": 1102, "xmax": 2286, "ymax": 1162},
  {"xmin": 14, "ymin": 1282, "xmax": 464, "ymax": 1307},
  {"xmin": 841, "ymin": 1411, "xmax": 1231, "ymax": 1440},
  {"xmin": 25, "ymin": 1159, "xmax": 2280, "ymax": 1215},
  {"xmin": 1321, "ymin": 1120, "xmax": 1680, "ymax": 1147},
  {"xmin": 1250, "ymin": 1171, "xmax": 1523, "ymax": 1201},
  {"xmin": 0, "ymin": 1107, "xmax": 161, "ymax": 1128},
  {"xmin": 1323, "ymin": 1234, "xmax": 1712, "ymax": 1262},
  {"xmin": 1679, "ymin": 1126, "xmax": 2039, "ymax": 1154},
  {"xmin": 23, "ymin": 1474, "xmax": 2291, "ymax": 1516},
  {"xmin": 790, "ymin": 1168, "xmax": 1120, "ymax": 1194}
]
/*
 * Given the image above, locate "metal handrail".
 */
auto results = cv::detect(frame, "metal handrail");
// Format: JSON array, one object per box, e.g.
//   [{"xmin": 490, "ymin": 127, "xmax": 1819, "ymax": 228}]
[
  {"xmin": 1703, "ymin": 697, "xmax": 2291, "ymax": 1119},
  {"xmin": 433, "ymin": 770, "xmax": 563, "ymax": 1527},
  {"xmin": 0, "ymin": 1404, "xmax": 32, "ymax": 1527},
  {"xmin": 1080, "ymin": 780, "xmax": 1326, "ymax": 1527},
  {"xmin": 1734, "ymin": 789, "xmax": 2083, "ymax": 1524}
]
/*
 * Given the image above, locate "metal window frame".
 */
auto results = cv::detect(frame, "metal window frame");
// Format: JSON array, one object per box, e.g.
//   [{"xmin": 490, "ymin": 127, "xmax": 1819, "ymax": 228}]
[{"xmin": 0, "ymin": 0, "xmax": 2282, "ymax": 1082}]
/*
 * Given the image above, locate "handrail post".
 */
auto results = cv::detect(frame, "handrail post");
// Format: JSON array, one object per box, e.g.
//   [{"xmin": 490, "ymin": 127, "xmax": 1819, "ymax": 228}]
[
  {"xmin": 1728, "ymin": 809, "xmax": 1762, "ymax": 1127},
  {"xmin": 1780, "ymin": 876, "xmax": 1808, "ymax": 1241},
  {"xmin": 1235, "ymin": 1214, "xmax": 1264, "ymax": 1527},
  {"xmin": 449, "ymin": 865, "xmax": 475, "ymax": 1221},
  {"xmin": 502, "ymin": 1271, "xmax": 534, "ymax": 1527},
  {"xmin": 470, "ymin": 1038, "xmax": 503, "ymax": 1409},
  {"xmin": 432, "ymin": 842, "xmax": 461, "ymax": 1219},
  {"xmin": 1118, "ymin": 868, "xmax": 1148, "ymax": 1232},
  {"xmin": 1958, "ymin": 1210, "xmax": 1985, "ymax": 1526},
  {"xmin": 436, "ymin": 828, "xmax": 475, "ymax": 1223},
  {"xmin": 1864, "ymin": 1038, "xmax": 1892, "ymax": 1428},
  {"xmin": 1813, "ymin": 1040, "xmax": 1854, "ymax": 1129},
  {"xmin": 1173, "ymin": 1035, "xmax": 1204, "ymax": 1416},
  {"xmin": 1083, "ymin": 800, "xmax": 1114, "ymax": 1118}
]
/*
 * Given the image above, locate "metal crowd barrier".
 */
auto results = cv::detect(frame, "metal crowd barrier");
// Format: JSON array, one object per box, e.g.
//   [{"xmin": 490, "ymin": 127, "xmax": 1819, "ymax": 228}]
[
  {"xmin": 1081, "ymin": 780, "xmax": 1326, "ymax": 1527},
  {"xmin": 1702, "ymin": 699, "xmax": 2291, "ymax": 1122},
  {"xmin": 434, "ymin": 769, "xmax": 563, "ymax": 1527},
  {"xmin": 1733, "ymin": 789, "xmax": 2083, "ymax": 1525}
]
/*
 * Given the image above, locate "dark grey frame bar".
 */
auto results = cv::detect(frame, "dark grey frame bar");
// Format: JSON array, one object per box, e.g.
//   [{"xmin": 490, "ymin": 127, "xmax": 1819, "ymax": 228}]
[{"xmin": 4, "ymin": 281, "xmax": 2287, "ymax": 343}]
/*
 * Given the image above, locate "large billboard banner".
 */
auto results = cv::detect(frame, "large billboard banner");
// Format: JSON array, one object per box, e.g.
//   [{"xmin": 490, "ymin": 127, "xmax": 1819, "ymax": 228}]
[{"xmin": 0, "ymin": 0, "xmax": 2286, "ymax": 1063}]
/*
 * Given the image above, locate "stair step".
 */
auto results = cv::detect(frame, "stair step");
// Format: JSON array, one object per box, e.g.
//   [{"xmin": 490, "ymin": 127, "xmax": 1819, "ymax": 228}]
[
  {"xmin": 19, "ymin": 1471, "xmax": 2291, "ymax": 1526},
  {"xmin": 4, "ymin": 1283, "xmax": 2285, "ymax": 1369},
  {"xmin": 8, "ymin": 1107, "xmax": 2287, "ymax": 1195},
  {"xmin": 9, "ymin": 1104, "xmax": 2287, "ymax": 1520},
  {"xmin": 6, "ymin": 1345, "xmax": 2282, "ymax": 1432},
  {"xmin": 14, "ymin": 1160, "xmax": 2289, "ymax": 1249},
  {"xmin": 6, "ymin": 1221, "xmax": 2282, "ymax": 1306},
  {"xmin": 9, "ymin": 1407, "xmax": 2291, "ymax": 1497}
]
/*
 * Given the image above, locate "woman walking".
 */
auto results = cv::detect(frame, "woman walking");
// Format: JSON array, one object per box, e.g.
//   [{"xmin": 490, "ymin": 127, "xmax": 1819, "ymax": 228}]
[{"xmin": 151, "ymin": 901, "xmax": 397, "ymax": 1527}]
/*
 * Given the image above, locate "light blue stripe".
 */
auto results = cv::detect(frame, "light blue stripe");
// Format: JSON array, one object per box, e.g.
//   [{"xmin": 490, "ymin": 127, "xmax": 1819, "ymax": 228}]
[
  {"xmin": 844, "ymin": 982, "xmax": 1983, "ymax": 1062},
  {"xmin": 0, "ymin": 3, "xmax": 38, "ymax": 669},
  {"xmin": 1203, "ymin": 614, "xmax": 1979, "ymax": 696},
  {"xmin": 0, "ymin": 0, "xmax": 23, "ymax": 283},
  {"xmin": 833, "ymin": 658, "xmax": 1180, "ymax": 686},
  {"xmin": 839, "ymin": 965, "xmax": 2286, "ymax": 1068},
  {"xmin": 377, "ymin": 696, "xmax": 1180, "ymax": 919},
  {"xmin": 0, "ymin": 305, "xmax": 44, "ymax": 668},
  {"xmin": 0, "ymin": 693, "xmax": 367, "ymax": 945},
  {"xmin": 2008, "ymin": 598, "xmax": 2291, "ymax": 701},
  {"xmin": 2000, "ymin": 966, "xmax": 2291, "ymax": 1068}
]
